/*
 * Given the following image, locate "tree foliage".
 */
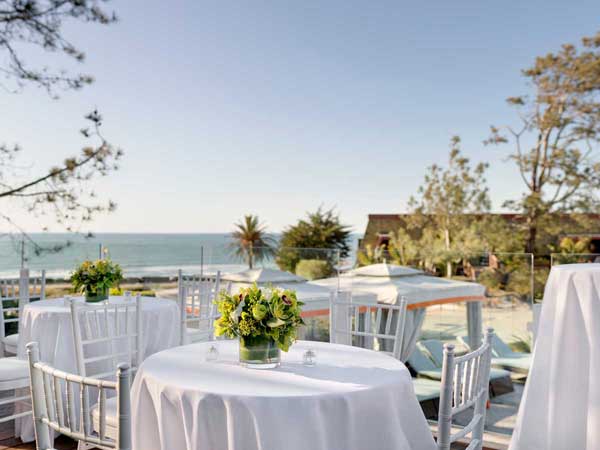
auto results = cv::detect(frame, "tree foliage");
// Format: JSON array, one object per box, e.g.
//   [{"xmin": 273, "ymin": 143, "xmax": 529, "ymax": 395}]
[
  {"xmin": 230, "ymin": 215, "xmax": 276, "ymax": 269},
  {"xmin": 1, "ymin": 111, "xmax": 122, "ymax": 233},
  {"xmin": 486, "ymin": 31, "xmax": 600, "ymax": 253},
  {"xmin": 408, "ymin": 137, "xmax": 491, "ymax": 276},
  {"xmin": 277, "ymin": 207, "xmax": 351, "ymax": 273},
  {"xmin": 0, "ymin": 0, "xmax": 117, "ymax": 93},
  {"xmin": 0, "ymin": 0, "xmax": 120, "ymax": 250}
]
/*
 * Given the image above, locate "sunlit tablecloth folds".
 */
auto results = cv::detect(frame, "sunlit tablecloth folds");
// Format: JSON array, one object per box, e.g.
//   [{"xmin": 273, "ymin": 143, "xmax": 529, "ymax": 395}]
[{"xmin": 131, "ymin": 340, "xmax": 436, "ymax": 450}]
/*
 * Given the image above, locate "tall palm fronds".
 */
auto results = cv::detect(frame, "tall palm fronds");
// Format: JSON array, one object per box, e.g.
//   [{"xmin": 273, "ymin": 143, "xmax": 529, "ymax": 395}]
[{"xmin": 230, "ymin": 215, "xmax": 276, "ymax": 269}]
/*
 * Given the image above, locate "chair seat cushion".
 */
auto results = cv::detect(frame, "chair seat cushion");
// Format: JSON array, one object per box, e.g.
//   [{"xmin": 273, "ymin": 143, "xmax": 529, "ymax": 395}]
[
  {"xmin": 3, "ymin": 334, "xmax": 19, "ymax": 353},
  {"xmin": 0, "ymin": 357, "xmax": 30, "ymax": 382},
  {"xmin": 91, "ymin": 396, "xmax": 118, "ymax": 440}
]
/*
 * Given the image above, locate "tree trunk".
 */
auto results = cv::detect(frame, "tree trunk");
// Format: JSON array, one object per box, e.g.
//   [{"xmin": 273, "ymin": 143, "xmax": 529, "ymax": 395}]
[
  {"xmin": 444, "ymin": 228, "xmax": 452, "ymax": 278},
  {"xmin": 526, "ymin": 218, "xmax": 537, "ymax": 255}
]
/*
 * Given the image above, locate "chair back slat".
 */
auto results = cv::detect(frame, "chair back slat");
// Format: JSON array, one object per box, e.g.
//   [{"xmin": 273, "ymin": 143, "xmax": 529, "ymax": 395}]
[
  {"xmin": 53, "ymin": 376, "xmax": 65, "ymax": 428},
  {"xmin": 0, "ymin": 269, "xmax": 46, "ymax": 343},
  {"xmin": 329, "ymin": 292, "xmax": 408, "ymax": 360},
  {"xmin": 27, "ymin": 341, "xmax": 132, "ymax": 450},
  {"xmin": 436, "ymin": 328, "xmax": 494, "ymax": 450},
  {"xmin": 177, "ymin": 270, "xmax": 222, "ymax": 345},
  {"xmin": 70, "ymin": 296, "xmax": 143, "ymax": 380}
]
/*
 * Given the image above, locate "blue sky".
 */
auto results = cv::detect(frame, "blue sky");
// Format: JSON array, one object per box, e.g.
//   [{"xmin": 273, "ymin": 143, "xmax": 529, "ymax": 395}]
[{"xmin": 4, "ymin": 0, "xmax": 600, "ymax": 234}]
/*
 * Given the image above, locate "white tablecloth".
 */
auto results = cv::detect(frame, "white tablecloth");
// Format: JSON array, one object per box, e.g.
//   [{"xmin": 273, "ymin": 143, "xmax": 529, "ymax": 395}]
[
  {"xmin": 131, "ymin": 340, "xmax": 436, "ymax": 450},
  {"xmin": 16, "ymin": 296, "xmax": 181, "ymax": 442},
  {"xmin": 510, "ymin": 264, "xmax": 600, "ymax": 450}
]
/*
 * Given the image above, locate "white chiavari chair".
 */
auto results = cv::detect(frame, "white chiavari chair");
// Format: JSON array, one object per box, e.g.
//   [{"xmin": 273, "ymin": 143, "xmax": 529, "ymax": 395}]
[
  {"xmin": 329, "ymin": 292, "xmax": 408, "ymax": 361},
  {"xmin": 70, "ymin": 297, "xmax": 143, "ymax": 380},
  {"xmin": 0, "ymin": 269, "xmax": 46, "ymax": 355},
  {"xmin": 27, "ymin": 341, "xmax": 132, "ymax": 450},
  {"xmin": 177, "ymin": 270, "xmax": 222, "ymax": 345},
  {"xmin": 436, "ymin": 328, "xmax": 494, "ymax": 450},
  {"xmin": 69, "ymin": 297, "xmax": 141, "ymax": 450}
]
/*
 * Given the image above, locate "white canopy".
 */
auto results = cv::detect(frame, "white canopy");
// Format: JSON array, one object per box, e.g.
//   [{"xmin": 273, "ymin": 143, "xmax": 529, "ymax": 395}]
[
  {"xmin": 347, "ymin": 263, "xmax": 423, "ymax": 278},
  {"xmin": 313, "ymin": 272, "xmax": 484, "ymax": 308},
  {"xmin": 311, "ymin": 266, "xmax": 486, "ymax": 361},
  {"xmin": 221, "ymin": 268, "xmax": 306, "ymax": 284},
  {"xmin": 223, "ymin": 268, "xmax": 376, "ymax": 313}
]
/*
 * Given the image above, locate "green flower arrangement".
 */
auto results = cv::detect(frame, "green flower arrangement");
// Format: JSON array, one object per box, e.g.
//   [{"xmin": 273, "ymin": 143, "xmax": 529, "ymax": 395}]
[
  {"xmin": 214, "ymin": 284, "xmax": 305, "ymax": 353},
  {"xmin": 71, "ymin": 259, "xmax": 123, "ymax": 302}
]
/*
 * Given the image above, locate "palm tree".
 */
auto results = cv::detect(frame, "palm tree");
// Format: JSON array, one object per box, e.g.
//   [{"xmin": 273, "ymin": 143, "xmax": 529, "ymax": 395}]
[{"xmin": 230, "ymin": 215, "xmax": 276, "ymax": 269}]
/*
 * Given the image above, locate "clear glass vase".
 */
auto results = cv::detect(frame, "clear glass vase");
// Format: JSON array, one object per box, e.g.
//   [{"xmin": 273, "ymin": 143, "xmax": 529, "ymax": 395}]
[
  {"xmin": 239, "ymin": 335, "xmax": 281, "ymax": 369},
  {"xmin": 85, "ymin": 287, "xmax": 109, "ymax": 303}
]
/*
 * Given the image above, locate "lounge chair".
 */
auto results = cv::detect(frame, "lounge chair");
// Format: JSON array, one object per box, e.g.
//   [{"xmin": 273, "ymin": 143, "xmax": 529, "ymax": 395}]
[
  {"xmin": 458, "ymin": 334, "xmax": 531, "ymax": 376},
  {"xmin": 412, "ymin": 377, "xmax": 441, "ymax": 420},
  {"xmin": 407, "ymin": 345, "xmax": 444, "ymax": 380},
  {"xmin": 416, "ymin": 339, "xmax": 514, "ymax": 397},
  {"xmin": 412, "ymin": 377, "xmax": 441, "ymax": 402}
]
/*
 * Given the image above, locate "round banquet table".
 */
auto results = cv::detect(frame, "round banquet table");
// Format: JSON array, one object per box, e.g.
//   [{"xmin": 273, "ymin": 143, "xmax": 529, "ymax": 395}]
[
  {"xmin": 16, "ymin": 295, "xmax": 181, "ymax": 442},
  {"xmin": 131, "ymin": 340, "xmax": 437, "ymax": 450},
  {"xmin": 510, "ymin": 264, "xmax": 600, "ymax": 450}
]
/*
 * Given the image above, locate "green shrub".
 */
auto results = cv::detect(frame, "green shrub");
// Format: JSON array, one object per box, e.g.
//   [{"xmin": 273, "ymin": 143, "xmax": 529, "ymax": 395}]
[{"xmin": 295, "ymin": 259, "xmax": 333, "ymax": 280}]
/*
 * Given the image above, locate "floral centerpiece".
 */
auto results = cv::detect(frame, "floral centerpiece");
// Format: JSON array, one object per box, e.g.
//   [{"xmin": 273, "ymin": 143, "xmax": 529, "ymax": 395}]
[
  {"xmin": 71, "ymin": 260, "xmax": 123, "ymax": 303},
  {"xmin": 214, "ymin": 284, "xmax": 304, "ymax": 368}
]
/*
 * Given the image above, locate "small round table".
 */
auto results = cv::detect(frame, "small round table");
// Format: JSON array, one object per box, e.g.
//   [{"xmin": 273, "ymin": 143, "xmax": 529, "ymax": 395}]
[
  {"xmin": 16, "ymin": 296, "xmax": 181, "ymax": 442},
  {"xmin": 131, "ymin": 340, "xmax": 436, "ymax": 450}
]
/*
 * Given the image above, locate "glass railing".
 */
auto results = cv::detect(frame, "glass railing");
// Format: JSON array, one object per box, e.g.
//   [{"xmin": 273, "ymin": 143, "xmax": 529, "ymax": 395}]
[{"xmin": 2, "ymin": 235, "xmax": 536, "ymax": 437}]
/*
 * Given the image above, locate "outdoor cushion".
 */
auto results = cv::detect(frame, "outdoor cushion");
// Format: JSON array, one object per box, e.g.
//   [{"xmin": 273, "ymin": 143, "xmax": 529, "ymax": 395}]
[
  {"xmin": 0, "ymin": 357, "xmax": 30, "ymax": 382},
  {"xmin": 2, "ymin": 333, "xmax": 18, "ymax": 353},
  {"xmin": 458, "ymin": 335, "xmax": 531, "ymax": 375},
  {"xmin": 416, "ymin": 339, "xmax": 514, "ymax": 381},
  {"xmin": 491, "ymin": 334, "xmax": 521, "ymax": 358},
  {"xmin": 415, "ymin": 369, "xmax": 444, "ymax": 381},
  {"xmin": 492, "ymin": 355, "xmax": 531, "ymax": 374},
  {"xmin": 416, "ymin": 340, "xmax": 445, "ymax": 367},
  {"xmin": 459, "ymin": 334, "xmax": 528, "ymax": 359},
  {"xmin": 407, "ymin": 346, "xmax": 437, "ymax": 372},
  {"xmin": 412, "ymin": 378, "xmax": 441, "ymax": 402},
  {"xmin": 91, "ymin": 396, "xmax": 118, "ymax": 440}
]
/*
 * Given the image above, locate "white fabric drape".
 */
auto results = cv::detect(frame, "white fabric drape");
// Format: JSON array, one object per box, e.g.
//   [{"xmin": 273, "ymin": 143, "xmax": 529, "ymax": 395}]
[
  {"xmin": 510, "ymin": 264, "xmax": 600, "ymax": 450},
  {"xmin": 131, "ymin": 340, "xmax": 437, "ymax": 450},
  {"xmin": 376, "ymin": 308, "xmax": 426, "ymax": 361},
  {"xmin": 400, "ymin": 308, "xmax": 427, "ymax": 361}
]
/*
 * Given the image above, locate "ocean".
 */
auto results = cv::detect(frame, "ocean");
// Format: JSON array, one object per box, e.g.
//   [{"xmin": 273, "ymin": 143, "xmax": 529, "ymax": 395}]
[{"xmin": 0, "ymin": 233, "xmax": 359, "ymax": 279}]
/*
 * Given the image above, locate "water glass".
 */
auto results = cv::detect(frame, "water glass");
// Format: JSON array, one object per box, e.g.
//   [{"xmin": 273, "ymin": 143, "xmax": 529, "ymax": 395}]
[
  {"xmin": 206, "ymin": 344, "xmax": 219, "ymax": 362},
  {"xmin": 124, "ymin": 291, "xmax": 133, "ymax": 302},
  {"xmin": 302, "ymin": 348, "xmax": 317, "ymax": 367}
]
